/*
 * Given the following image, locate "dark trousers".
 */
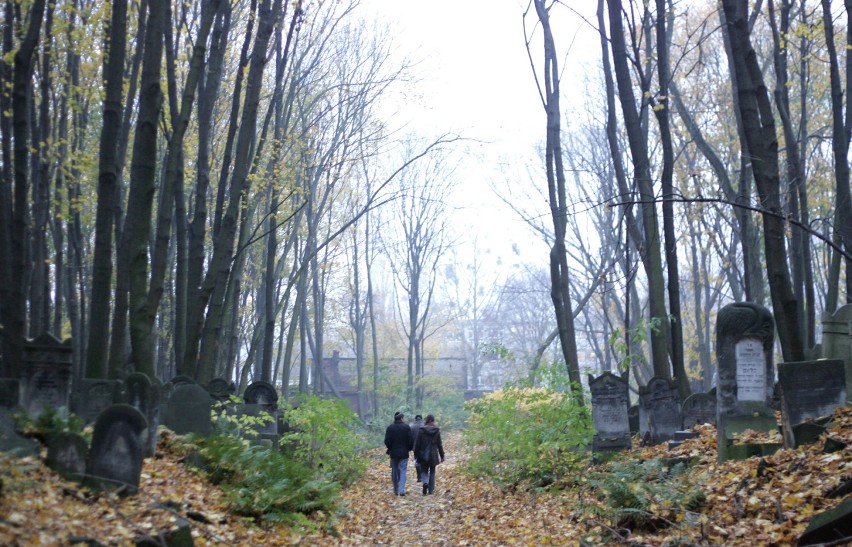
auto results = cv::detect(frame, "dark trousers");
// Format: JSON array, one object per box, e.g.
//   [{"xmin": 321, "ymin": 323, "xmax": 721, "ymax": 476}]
[{"xmin": 419, "ymin": 464, "xmax": 436, "ymax": 494}]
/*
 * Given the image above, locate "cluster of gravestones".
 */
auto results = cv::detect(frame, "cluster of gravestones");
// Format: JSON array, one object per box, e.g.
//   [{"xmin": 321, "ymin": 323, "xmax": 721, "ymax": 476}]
[
  {"xmin": 0, "ymin": 336, "xmax": 291, "ymax": 500},
  {"xmin": 590, "ymin": 302, "xmax": 849, "ymax": 458},
  {"xmin": 589, "ymin": 302, "xmax": 852, "ymax": 546}
]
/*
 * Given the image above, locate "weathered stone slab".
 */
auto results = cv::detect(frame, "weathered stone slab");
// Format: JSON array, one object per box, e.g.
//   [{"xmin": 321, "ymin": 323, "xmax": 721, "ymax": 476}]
[
  {"xmin": 206, "ymin": 377, "xmax": 235, "ymax": 402},
  {"xmin": 85, "ymin": 404, "xmax": 147, "ymax": 495},
  {"xmin": 0, "ymin": 419, "xmax": 39, "ymax": 457},
  {"xmin": 681, "ymin": 391, "xmax": 716, "ymax": 430},
  {"xmin": 638, "ymin": 376, "xmax": 681, "ymax": 445},
  {"xmin": 798, "ymin": 495, "xmax": 852, "ymax": 546},
  {"xmin": 47, "ymin": 432, "xmax": 88, "ymax": 481},
  {"xmin": 589, "ymin": 371, "xmax": 631, "ymax": 452},
  {"xmin": 73, "ymin": 379, "xmax": 123, "ymax": 424},
  {"xmin": 20, "ymin": 333, "xmax": 73, "ymax": 418},
  {"xmin": 821, "ymin": 304, "xmax": 852, "ymax": 403},
  {"xmin": 123, "ymin": 373, "xmax": 161, "ymax": 457},
  {"xmin": 778, "ymin": 359, "xmax": 846, "ymax": 448},
  {"xmin": 161, "ymin": 384, "xmax": 211, "ymax": 437}
]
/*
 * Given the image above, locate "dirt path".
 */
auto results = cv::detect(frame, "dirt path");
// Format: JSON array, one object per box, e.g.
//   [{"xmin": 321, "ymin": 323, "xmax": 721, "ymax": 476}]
[{"xmin": 304, "ymin": 431, "xmax": 583, "ymax": 545}]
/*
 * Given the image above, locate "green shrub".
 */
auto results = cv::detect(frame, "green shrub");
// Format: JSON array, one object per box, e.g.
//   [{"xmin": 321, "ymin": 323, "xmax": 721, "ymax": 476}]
[
  {"xmin": 463, "ymin": 386, "xmax": 593, "ymax": 487},
  {"xmin": 280, "ymin": 394, "xmax": 368, "ymax": 486},
  {"xmin": 16, "ymin": 406, "xmax": 85, "ymax": 443},
  {"xmin": 199, "ymin": 434, "xmax": 339, "ymax": 528},
  {"xmin": 586, "ymin": 458, "xmax": 706, "ymax": 531}
]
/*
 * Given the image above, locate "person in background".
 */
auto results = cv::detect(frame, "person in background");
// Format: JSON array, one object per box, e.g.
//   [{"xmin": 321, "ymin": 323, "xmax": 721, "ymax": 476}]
[
  {"xmin": 384, "ymin": 411, "xmax": 412, "ymax": 496},
  {"xmin": 409, "ymin": 414, "xmax": 425, "ymax": 480},
  {"xmin": 412, "ymin": 414, "xmax": 445, "ymax": 495}
]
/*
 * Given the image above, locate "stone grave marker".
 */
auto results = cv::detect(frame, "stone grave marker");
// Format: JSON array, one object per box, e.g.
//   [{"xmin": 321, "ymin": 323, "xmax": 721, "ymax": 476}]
[
  {"xmin": 124, "ymin": 372, "xmax": 161, "ymax": 457},
  {"xmin": 589, "ymin": 371, "xmax": 631, "ymax": 452},
  {"xmin": 715, "ymin": 302, "xmax": 781, "ymax": 462},
  {"xmin": 170, "ymin": 375, "xmax": 195, "ymax": 387},
  {"xmin": 206, "ymin": 377, "xmax": 235, "ymax": 402},
  {"xmin": 47, "ymin": 431, "xmax": 88, "ymax": 481},
  {"xmin": 638, "ymin": 376, "xmax": 682, "ymax": 445},
  {"xmin": 231, "ymin": 404, "xmax": 279, "ymax": 446},
  {"xmin": 821, "ymin": 303, "xmax": 852, "ymax": 403},
  {"xmin": 243, "ymin": 381, "xmax": 279, "ymax": 409},
  {"xmin": 19, "ymin": 333, "xmax": 73, "ymax": 418},
  {"xmin": 161, "ymin": 384, "xmax": 212, "ymax": 437},
  {"xmin": 681, "ymin": 391, "xmax": 716, "ymax": 430},
  {"xmin": 85, "ymin": 404, "xmax": 147, "ymax": 496},
  {"xmin": 0, "ymin": 379, "xmax": 19, "ymax": 411},
  {"xmin": 73, "ymin": 379, "xmax": 122, "ymax": 424},
  {"xmin": 778, "ymin": 359, "xmax": 846, "ymax": 448},
  {"xmin": 0, "ymin": 418, "xmax": 39, "ymax": 457}
]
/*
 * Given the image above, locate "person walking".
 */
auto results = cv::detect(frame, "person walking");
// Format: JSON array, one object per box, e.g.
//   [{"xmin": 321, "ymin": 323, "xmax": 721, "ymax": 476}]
[
  {"xmin": 384, "ymin": 411, "xmax": 412, "ymax": 496},
  {"xmin": 413, "ymin": 414, "xmax": 445, "ymax": 495},
  {"xmin": 409, "ymin": 414, "xmax": 425, "ymax": 481}
]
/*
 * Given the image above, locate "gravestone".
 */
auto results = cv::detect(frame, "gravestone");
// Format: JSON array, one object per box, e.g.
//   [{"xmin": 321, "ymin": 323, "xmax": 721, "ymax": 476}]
[
  {"xmin": 206, "ymin": 377, "xmax": 235, "ymax": 402},
  {"xmin": 231, "ymin": 404, "xmax": 279, "ymax": 446},
  {"xmin": 47, "ymin": 432, "xmax": 88, "ymax": 481},
  {"xmin": 628, "ymin": 405, "xmax": 639, "ymax": 434},
  {"xmin": 589, "ymin": 371, "xmax": 631, "ymax": 452},
  {"xmin": 19, "ymin": 333, "xmax": 73, "ymax": 418},
  {"xmin": 85, "ymin": 404, "xmax": 147, "ymax": 496},
  {"xmin": 170, "ymin": 375, "xmax": 195, "ymax": 387},
  {"xmin": 681, "ymin": 391, "xmax": 716, "ymax": 430},
  {"xmin": 778, "ymin": 359, "xmax": 846, "ymax": 448},
  {"xmin": 0, "ymin": 418, "xmax": 39, "ymax": 457},
  {"xmin": 161, "ymin": 384, "xmax": 212, "ymax": 437},
  {"xmin": 821, "ymin": 303, "xmax": 852, "ymax": 403},
  {"xmin": 73, "ymin": 379, "xmax": 122, "ymax": 424},
  {"xmin": 638, "ymin": 376, "xmax": 681, "ymax": 445},
  {"xmin": 243, "ymin": 381, "xmax": 278, "ymax": 409},
  {"xmin": 124, "ymin": 373, "xmax": 161, "ymax": 457},
  {"xmin": 715, "ymin": 302, "xmax": 780, "ymax": 462},
  {"xmin": 0, "ymin": 379, "xmax": 19, "ymax": 411}
]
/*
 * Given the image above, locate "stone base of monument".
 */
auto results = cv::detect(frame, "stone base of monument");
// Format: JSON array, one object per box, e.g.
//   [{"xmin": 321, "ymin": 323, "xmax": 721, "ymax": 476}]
[
  {"xmin": 667, "ymin": 430, "xmax": 700, "ymax": 451},
  {"xmin": 783, "ymin": 417, "xmax": 834, "ymax": 448},
  {"xmin": 591, "ymin": 435, "xmax": 632, "ymax": 452},
  {"xmin": 719, "ymin": 414, "xmax": 781, "ymax": 461}
]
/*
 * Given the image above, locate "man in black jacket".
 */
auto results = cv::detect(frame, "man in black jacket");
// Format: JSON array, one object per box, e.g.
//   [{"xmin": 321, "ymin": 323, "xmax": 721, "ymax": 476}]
[{"xmin": 384, "ymin": 411, "xmax": 412, "ymax": 496}]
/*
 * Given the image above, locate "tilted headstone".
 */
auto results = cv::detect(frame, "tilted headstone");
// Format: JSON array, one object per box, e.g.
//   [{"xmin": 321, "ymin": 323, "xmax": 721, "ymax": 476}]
[
  {"xmin": 681, "ymin": 391, "xmax": 716, "ymax": 430},
  {"xmin": 160, "ymin": 384, "xmax": 212, "ymax": 437},
  {"xmin": 72, "ymin": 379, "xmax": 123, "ymax": 424},
  {"xmin": 715, "ymin": 302, "xmax": 780, "ymax": 462},
  {"xmin": 123, "ymin": 372, "xmax": 161, "ymax": 457},
  {"xmin": 19, "ymin": 334, "xmax": 74, "ymax": 418},
  {"xmin": 206, "ymin": 377, "xmax": 235, "ymax": 402},
  {"xmin": 821, "ymin": 303, "xmax": 852, "ymax": 403},
  {"xmin": 778, "ymin": 359, "xmax": 846, "ymax": 448},
  {"xmin": 243, "ymin": 381, "xmax": 278, "ymax": 409},
  {"xmin": 589, "ymin": 371, "xmax": 631, "ymax": 452},
  {"xmin": 85, "ymin": 404, "xmax": 147, "ymax": 496},
  {"xmin": 638, "ymin": 376, "xmax": 681, "ymax": 445},
  {"xmin": 47, "ymin": 432, "xmax": 88, "ymax": 481}
]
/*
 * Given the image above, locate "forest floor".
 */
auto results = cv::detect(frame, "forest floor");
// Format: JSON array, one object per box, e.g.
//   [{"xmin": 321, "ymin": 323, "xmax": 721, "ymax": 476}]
[{"xmin": 2, "ymin": 411, "xmax": 852, "ymax": 545}]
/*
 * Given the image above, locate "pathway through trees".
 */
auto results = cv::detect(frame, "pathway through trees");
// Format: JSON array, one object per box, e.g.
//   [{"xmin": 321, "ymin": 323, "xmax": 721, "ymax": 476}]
[{"xmin": 307, "ymin": 431, "xmax": 583, "ymax": 545}]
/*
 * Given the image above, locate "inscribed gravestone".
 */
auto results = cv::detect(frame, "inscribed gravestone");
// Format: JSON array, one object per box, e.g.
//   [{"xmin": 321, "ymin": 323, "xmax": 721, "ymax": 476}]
[
  {"xmin": 589, "ymin": 371, "xmax": 631, "ymax": 452},
  {"xmin": 715, "ymin": 302, "xmax": 780, "ymax": 462},
  {"xmin": 85, "ymin": 404, "xmax": 147, "ymax": 496},
  {"xmin": 161, "ymin": 384, "xmax": 212, "ymax": 436},
  {"xmin": 124, "ymin": 372, "xmax": 161, "ymax": 457},
  {"xmin": 638, "ymin": 376, "xmax": 681, "ymax": 445},
  {"xmin": 821, "ymin": 303, "xmax": 852, "ymax": 403},
  {"xmin": 20, "ymin": 333, "xmax": 73, "ymax": 418},
  {"xmin": 47, "ymin": 432, "xmax": 88, "ymax": 481},
  {"xmin": 243, "ymin": 381, "xmax": 278, "ymax": 408},
  {"xmin": 681, "ymin": 391, "xmax": 716, "ymax": 430},
  {"xmin": 206, "ymin": 377, "xmax": 235, "ymax": 402},
  {"xmin": 778, "ymin": 359, "xmax": 846, "ymax": 448}
]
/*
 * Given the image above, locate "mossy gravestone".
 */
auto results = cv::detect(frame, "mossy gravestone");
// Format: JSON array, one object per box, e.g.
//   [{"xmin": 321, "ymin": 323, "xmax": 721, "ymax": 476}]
[
  {"xmin": 778, "ymin": 359, "xmax": 846, "ymax": 448},
  {"xmin": 20, "ymin": 333, "xmax": 73, "ymax": 419},
  {"xmin": 820, "ymin": 303, "xmax": 852, "ymax": 403},
  {"xmin": 85, "ymin": 404, "xmax": 147, "ymax": 496},
  {"xmin": 638, "ymin": 376, "xmax": 681, "ymax": 445},
  {"xmin": 47, "ymin": 431, "xmax": 88, "ymax": 481},
  {"xmin": 715, "ymin": 302, "xmax": 781, "ymax": 462}
]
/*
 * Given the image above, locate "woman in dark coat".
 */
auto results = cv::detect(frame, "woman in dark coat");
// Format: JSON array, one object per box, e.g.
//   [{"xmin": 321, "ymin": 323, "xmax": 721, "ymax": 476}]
[{"xmin": 412, "ymin": 414, "xmax": 445, "ymax": 495}]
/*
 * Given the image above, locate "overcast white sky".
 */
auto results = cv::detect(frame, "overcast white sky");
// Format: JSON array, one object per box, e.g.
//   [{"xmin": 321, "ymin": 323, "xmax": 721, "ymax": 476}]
[{"xmin": 356, "ymin": 0, "xmax": 601, "ymax": 272}]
